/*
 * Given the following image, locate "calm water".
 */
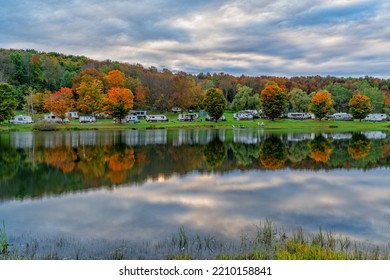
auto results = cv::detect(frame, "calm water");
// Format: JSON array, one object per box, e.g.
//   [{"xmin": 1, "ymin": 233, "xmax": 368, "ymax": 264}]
[{"xmin": 1, "ymin": 128, "xmax": 390, "ymax": 258}]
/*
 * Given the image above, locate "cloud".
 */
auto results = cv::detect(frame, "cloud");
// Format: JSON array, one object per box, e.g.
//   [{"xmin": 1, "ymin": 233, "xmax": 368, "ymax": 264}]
[{"xmin": 1, "ymin": 0, "xmax": 390, "ymax": 77}]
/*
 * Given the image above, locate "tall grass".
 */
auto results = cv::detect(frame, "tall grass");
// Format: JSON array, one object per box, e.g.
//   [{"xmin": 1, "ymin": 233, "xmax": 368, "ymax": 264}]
[{"xmin": 2, "ymin": 222, "xmax": 389, "ymax": 260}]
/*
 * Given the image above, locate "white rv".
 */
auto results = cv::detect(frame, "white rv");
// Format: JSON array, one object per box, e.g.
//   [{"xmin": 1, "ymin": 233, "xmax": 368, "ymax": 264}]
[
  {"xmin": 129, "ymin": 110, "xmax": 147, "ymax": 118},
  {"xmin": 177, "ymin": 113, "xmax": 198, "ymax": 121},
  {"xmin": 79, "ymin": 116, "xmax": 96, "ymax": 123},
  {"xmin": 44, "ymin": 113, "xmax": 70, "ymax": 123},
  {"xmin": 287, "ymin": 112, "xmax": 315, "ymax": 120},
  {"xmin": 10, "ymin": 115, "xmax": 33, "ymax": 124}
]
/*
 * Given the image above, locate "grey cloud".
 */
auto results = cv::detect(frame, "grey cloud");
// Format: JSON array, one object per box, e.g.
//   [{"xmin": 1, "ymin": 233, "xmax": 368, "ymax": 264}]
[{"xmin": 1, "ymin": 0, "xmax": 390, "ymax": 77}]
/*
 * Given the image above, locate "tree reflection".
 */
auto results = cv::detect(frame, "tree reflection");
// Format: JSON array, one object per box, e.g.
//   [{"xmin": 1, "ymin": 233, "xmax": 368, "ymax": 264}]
[
  {"xmin": 260, "ymin": 136, "xmax": 287, "ymax": 170},
  {"xmin": 309, "ymin": 135, "xmax": 333, "ymax": 163},
  {"xmin": 76, "ymin": 146, "xmax": 106, "ymax": 185},
  {"xmin": 0, "ymin": 145, "xmax": 20, "ymax": 180},
  {"xmin": 45, "ymin": 146, "xmax": 77, "ymax": 173},
  {"xmin": 348, "ymin": 134, "xmax": 371, "ymax": 159},
  {"xmin": 203, "ymin": 138, "xmax": 226, "ymax": 169},
  {"xmin": 287, "ymin": 140, "xmax": 311, "ymax": 163},
  {"xmin": 230, "ymin": 143, "xmax": 261, "ymax": 166},
  {"xmin": 108, "ymin": 147, "xmax": 135, "ymax": 184}
]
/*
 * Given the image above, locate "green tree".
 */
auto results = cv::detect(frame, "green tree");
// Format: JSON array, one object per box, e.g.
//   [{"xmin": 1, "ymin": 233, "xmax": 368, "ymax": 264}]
[
  {"xmin": 203, "ymin": 137, "xmax": 226, "ymax": 169},
  {"xmin": 203, "ymin": 88, "xmax": 227, "ymax": 121},
  {"xmin": 325, "ymin": 83, "xmax": 353, "ymax": 112},
  {"xmin": 362, "ymin": 87, "xmax": 384, "ymax": 113},
  {"xmin": 310, "ymin": 90, "xmax": 333, "ymax": 120},
  {"xmin": 260, "ymin": 83, "xmax": 287, "ymax": 120},
  {"xmin": 288, "ymin": 88, "xmax": 311, "ymax": 112},
  {"xmin": 0, "ymin": 83, "xmax": 18, "ymax": 123},
  {"xmin": 231, "ymin": 85, "xmax": 253, "ymax": 111},
  {"xmin": 348, "ymin": 92, "xmax": 372, "ymax": 121}
]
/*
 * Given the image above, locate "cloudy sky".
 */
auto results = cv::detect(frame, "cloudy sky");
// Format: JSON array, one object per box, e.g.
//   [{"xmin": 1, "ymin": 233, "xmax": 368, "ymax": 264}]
[{"xmin": 1, "ymin": 0, "xmax": 390, "ymax": 77}]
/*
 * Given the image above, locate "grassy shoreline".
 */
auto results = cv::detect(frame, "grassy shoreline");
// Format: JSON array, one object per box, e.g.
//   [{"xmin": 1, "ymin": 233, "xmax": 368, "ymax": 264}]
[
  {"xmin": 1, "ymin": 112, "xmax": 390, "ymax": 133},
  {"xmin": 1, "ymin": 221, "xmax": 389, "ymax": 260}
]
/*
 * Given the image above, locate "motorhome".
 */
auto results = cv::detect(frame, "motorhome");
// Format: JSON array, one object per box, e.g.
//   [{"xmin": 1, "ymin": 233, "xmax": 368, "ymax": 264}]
[
  {"xmin": 10, "ymin": 115, "xmax": 33, "ymax": 124},
  {"xmin": 146, "ymin": 115, "xmax": 168, "ymax": 122}
]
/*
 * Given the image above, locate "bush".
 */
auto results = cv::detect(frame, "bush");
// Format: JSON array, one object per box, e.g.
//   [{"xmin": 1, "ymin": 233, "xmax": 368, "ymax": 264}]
[{"xmin": 33, "ymin": 120, "xmax": 59, "ymax": 131}]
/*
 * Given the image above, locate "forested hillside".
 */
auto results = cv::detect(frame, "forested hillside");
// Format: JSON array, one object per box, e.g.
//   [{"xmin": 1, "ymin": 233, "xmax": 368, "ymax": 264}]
[{"xmin": 1, "ymin": 48, "xmax": 390, "ymax": 114}]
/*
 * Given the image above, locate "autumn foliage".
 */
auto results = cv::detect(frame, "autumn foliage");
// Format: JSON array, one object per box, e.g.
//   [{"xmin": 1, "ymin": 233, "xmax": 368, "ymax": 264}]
[
  {"xmin": 103, "ymin": 87, "xmax": 134, "ymax": 122},
  {"xmin": 108, "ymin": 148, "xmax": 135, "ymax": 184},
  {"xmin": 76, "ymin": 79, "xmax": 104, "ymax": 115},
  {"xmin": 260, "ymin": 84, "xmax": 287, "ymax": 121},
  {"xmin": 106, "ymin": 70, "xmax": 126, "ymax": 88},
  {"xmin": 348, "ymin": 134, "xmax": 371, "ymax": 159},
  {"xmin": 44, "ymin": 87, "xmax": 75, "ymax": 120},
  {"xmin": 348, "ymin": 93, "xmax": 372, "ymax": 121},
  {"xmin": 260, "ymin": 136, "xmax": 287, "ymax": 170},
  {"xmin": 309, "ymin": 136, "xmax": 333, "ymax": 163},
  {"xmin": 310, "ymin": 90, "xmax": 333, "ymax": 120}
]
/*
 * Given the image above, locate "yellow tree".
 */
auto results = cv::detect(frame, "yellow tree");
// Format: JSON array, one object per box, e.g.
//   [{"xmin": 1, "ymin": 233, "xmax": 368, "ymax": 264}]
[
  {"xmin": 348, "ymin": 92, "xmax": 372, "ymax": 121},
  {"xmin": 310, "ymin": 90, "xmax": 333, "ymax": 120},
  {"xmin": 76, "ymin": 79, "xmax": 104, "ymax": 115}
]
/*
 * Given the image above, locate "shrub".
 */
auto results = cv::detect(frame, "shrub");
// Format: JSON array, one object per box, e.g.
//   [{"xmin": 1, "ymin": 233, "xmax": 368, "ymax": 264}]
[{"xmin": 33, "ymin": 120, "xmax": 59, "ymax": 131}]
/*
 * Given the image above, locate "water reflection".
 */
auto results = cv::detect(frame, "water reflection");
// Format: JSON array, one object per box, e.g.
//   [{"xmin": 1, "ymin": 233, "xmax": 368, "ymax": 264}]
[
  {"xmin": 0, "ymin": 129, "xmax": 390, "ymax": 255},
  {"xmin": 1, "ymin": 129, "xmax": 389, "ymax": 198}
]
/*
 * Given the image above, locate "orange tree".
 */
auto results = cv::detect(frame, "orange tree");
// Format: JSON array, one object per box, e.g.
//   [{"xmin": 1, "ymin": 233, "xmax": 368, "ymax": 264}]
[
  {"xmin": 310, "ymin": 90, "xmax": 333, "ymax": 120},
  {"xmin": 106, "ymin": 70, "xmax": 126, "ymax": 88},
  {"xmin": 260, "ymin": 83, "xmax": 287, "ymax": 121},
  {"xmin": 348, "ymin": 92, "xmax": 372, "ymax": 121},
  {"xmin": 103, "ymin": 87, "xmax": 134, "ymax": 123},
  {"xmin": 44, "ymin": 87, "xmax": 75, "ymax": 121}
]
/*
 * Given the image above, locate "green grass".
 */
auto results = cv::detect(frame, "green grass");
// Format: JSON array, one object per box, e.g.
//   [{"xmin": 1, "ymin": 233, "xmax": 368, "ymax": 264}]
[{"xmin": 1, "ymin": 111, "xmax": 389, "ymax": 132}]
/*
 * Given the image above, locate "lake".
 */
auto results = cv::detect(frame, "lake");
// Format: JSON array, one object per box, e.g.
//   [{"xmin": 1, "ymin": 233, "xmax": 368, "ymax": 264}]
[{"xmin": 1, "ymin": 128, "xmax": 389, "ymax": 259}]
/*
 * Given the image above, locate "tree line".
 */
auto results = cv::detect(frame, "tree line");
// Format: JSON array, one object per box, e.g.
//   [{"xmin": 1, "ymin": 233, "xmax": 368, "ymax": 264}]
[{"xmin": 1, "ymin": 48, "xmax": 390, "ymax": 123}]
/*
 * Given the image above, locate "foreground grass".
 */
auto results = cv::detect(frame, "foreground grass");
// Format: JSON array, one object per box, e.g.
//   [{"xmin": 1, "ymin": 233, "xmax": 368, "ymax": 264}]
[
  {"xmin": 1, "ymin": 111, "xmax": 390, "ymax": 133},
  {"xmin": 1, "ymin": 221, "xmax": 389, "ymax": 260}
]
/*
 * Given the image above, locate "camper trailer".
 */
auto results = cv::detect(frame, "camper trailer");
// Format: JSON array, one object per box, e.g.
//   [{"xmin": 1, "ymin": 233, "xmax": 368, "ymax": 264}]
[
  {"xmin": 287, "ymin": 112, "xmax": 315, "ymax": 120},
  {"xmin": 129, "ymin": 110, "xmax": 147, "ymax": 118},
  {"xmin": 146, "ymin": 115, "xmax": 168, "ymax": 122},
  {"xmin": 363, "ymin": 114, "xmax": 387, "ymax": 122},
  {"xmin": 44, "ymin": 113, "xmax": 69, "ymax": 123},
  {"xmin": 79, "ymin": 116, "xmax": 96, "ymax": 123},
  {"xmin": 10, "ymin": 115, "xmax": 33, "ymax": 124},
  {"xmin": 177, "ymin": 113, "xmax": 198, "ymax": 121}
]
